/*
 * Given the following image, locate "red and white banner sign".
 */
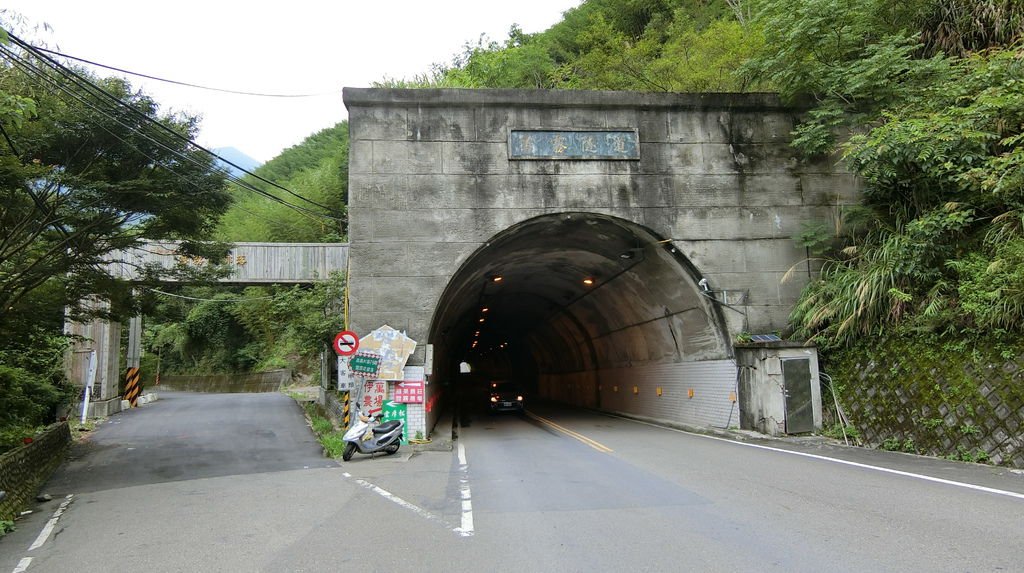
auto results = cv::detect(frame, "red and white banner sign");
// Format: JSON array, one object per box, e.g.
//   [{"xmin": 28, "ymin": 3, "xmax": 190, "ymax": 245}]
[
  {"xmin": 393, "ymin": 366, "xmax": 425, "ymax": 403},
  {"xmin": 393, "ymin": 380, "xmax": 424, "ymax": 403},
  {"xmin": 360, "ymin": 379, "xmax": 387, "ymax": 415}
]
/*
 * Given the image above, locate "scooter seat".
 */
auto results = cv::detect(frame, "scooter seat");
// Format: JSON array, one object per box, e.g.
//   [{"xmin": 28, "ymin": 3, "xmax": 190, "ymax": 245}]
[{"xmin": 372, "ymin": 420, "xmax": 401, "ymax": 434}]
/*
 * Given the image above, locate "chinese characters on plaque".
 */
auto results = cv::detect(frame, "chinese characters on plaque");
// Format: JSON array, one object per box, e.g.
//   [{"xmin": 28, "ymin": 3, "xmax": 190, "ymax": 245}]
[{"xmin": 509, "ymin": 129, "xmax": 640, "ymax": 160}]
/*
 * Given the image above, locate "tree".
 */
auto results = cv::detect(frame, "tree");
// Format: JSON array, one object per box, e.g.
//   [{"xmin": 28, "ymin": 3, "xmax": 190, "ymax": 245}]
[
  {"xmin": 0, "ymin": 33, "xmax": 234, "ymax": 429},
  {"xmin": 0, "ymin": 49, "xmax": 231, "ymax": 337}
]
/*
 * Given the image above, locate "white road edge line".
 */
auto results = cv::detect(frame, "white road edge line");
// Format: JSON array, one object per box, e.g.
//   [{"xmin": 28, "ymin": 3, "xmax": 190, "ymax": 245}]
[
  {"xmin": 28, "ymin": 494, "xmax": 74, "ymax": 551},
  {"xmin": 340, "ymin": 472, "xmax": 465, "ymax": 535},
  {"xmin": 455, "ymin": 442, "xmax": 474, "ymax": 537},
  {"xmin": 622, "ymin": 416, "xmax": 1024, "ymax": 501},
  {"xmin": 12, "ymin": 557, "xmax": 31, "ymax": 573}
]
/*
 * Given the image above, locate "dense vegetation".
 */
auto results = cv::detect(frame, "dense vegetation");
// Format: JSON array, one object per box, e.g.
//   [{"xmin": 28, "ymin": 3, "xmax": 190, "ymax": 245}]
[
  {"xmin": 753, "ymin": 0, "xmax": 1024, "ymax": 350},
  {"xmin": 140, "ymin": 274, "xmax": 344, "ymax": 378},
  {"xmin": 215, "ymin": 123, "xmax": 348, "ymax": 243},
  {"xmin": 378, "ymin": 0, "xmax": 763, "ymax": 91}
]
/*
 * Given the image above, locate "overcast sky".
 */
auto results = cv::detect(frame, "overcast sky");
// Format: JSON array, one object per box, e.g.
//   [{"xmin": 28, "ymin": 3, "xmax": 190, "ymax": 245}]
[{"xmin": 3, "ymin": 1, "xmax": 582, "ymax": 161}]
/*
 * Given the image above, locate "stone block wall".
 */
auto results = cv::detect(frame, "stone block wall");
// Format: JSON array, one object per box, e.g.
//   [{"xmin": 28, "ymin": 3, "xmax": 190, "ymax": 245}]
[{"xmin": 0, "ymin": 423, "xmax": 71, "ymax": 521}]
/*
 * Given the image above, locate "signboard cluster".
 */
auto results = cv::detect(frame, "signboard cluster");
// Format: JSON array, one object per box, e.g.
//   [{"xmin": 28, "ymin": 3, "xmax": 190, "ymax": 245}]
[{"xmin": 332, "ymin": 326, "xmax": 425, "ymax": 422}]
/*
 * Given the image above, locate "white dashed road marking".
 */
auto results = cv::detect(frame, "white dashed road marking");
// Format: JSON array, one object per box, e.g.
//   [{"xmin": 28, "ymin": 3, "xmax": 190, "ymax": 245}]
[
  {"xmin": 28, "ymin": 494, "xmax": 74, "ymax": 551},
  {"xmin": 455, "ymin": 442, "xmax": 474, "ymax": 537},
  {"xmin": 10, "ymin": 494, "xmax": 75, "ymax": 573}
]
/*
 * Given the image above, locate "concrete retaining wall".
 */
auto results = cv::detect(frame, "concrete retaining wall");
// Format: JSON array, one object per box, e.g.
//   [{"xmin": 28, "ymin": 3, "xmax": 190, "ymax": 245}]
[
  {"xmin": 156, "ymin": 370, "xmax": 292, "ymax": 393},
  {"xmin": 0, "ymin": 423, "xmax": 70, "ymax": 521},
  {"xmin": 840, "ymin": 349, "xmax": 1024, "ymax": 468}
]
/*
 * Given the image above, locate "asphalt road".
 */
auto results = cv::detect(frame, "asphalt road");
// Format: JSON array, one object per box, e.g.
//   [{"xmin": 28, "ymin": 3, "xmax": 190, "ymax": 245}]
[{"xmin": 1, "ymin": 391, "xmax": 1022, "ymax": 572}]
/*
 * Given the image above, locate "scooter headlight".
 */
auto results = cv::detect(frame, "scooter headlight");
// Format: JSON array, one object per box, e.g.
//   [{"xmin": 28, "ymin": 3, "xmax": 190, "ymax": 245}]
[{"xmin": 517, "ymin": 395, "xmax": 524, "ymax": 401}]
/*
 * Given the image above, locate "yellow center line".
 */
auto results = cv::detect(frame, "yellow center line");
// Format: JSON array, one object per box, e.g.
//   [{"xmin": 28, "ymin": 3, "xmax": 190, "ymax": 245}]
[{"xmin": 525, "ymin": 411, "xmax": 614, "ymax": 453}]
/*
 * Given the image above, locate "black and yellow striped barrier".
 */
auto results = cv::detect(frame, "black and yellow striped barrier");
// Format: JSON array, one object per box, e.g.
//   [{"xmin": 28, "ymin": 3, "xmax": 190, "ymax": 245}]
[
  {"xmin": 342, "ymin": 391, "xmax": 351, "ymax": 428},
  {"xmin": 124, "ymin": 367, "xmax": 141, "ymax": 407}
]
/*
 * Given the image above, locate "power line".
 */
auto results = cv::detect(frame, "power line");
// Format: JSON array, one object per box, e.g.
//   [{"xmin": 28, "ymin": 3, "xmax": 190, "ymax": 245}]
[
  {"xmin": 32, "ymin": 45, "xmax": 339, "ymax": 98},
  {"xmin": 2, "ymin": 48, "xmax": 334, "ymax": 227},
  {"xmin": 12, "ymin": 34, "xmax": 339, "ymax": 215},
  {"xmin": 1, "ymin": 36, "xmax": 344, "ymax": 224}
]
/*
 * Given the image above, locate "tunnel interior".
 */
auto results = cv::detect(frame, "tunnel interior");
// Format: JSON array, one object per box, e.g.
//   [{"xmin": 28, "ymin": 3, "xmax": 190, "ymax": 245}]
[{"xmin": 429, "ymin": 212, "xmax": 732, "ymax": 404}]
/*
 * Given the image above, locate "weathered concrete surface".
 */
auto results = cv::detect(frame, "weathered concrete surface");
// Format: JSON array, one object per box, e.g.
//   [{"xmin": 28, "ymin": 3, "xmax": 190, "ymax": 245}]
[
  {"xmin": 736, "ymin": 342, "xmax": 823, "ymax": 435},
  {"xmin": 343, "ymin": 88, "xmax": 858, "ymax": 431},
  {"xmin": 345, "ymin": 90, "xmax": 854, "ymax": 331}
]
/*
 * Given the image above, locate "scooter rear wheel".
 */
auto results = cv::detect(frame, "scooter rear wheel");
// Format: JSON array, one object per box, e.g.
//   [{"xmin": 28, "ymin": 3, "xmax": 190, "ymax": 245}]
[
  {"xmin": 384, "ymin": 443, "xmax": 400, "ymax": 455},
  {"xmin": 342, "ymin": 442, "xmax": 356, "ymax": 461}
]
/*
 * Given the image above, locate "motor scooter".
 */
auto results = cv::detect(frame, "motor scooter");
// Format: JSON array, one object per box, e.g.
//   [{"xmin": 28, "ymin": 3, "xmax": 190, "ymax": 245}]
[{"xmin": 342, "ymin": 406, "xmax": 404, "ymax": 461}]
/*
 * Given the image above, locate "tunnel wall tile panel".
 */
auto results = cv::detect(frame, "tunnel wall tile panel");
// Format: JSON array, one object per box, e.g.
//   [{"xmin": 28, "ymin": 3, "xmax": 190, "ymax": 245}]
[{"xmin": 541, "ymin": 359, "xmax": 737, "ymax": 428}]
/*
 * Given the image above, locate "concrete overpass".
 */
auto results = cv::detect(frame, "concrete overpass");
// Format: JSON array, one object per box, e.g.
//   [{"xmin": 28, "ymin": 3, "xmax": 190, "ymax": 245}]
[{"xmin": 67, "ymin": 242, "xmax": 348, "ymax": 416}]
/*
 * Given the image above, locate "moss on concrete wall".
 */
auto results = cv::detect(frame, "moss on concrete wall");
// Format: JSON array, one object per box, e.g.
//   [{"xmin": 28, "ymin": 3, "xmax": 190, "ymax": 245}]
[{"xmin": 829, "ymin": 336, "xmax": 1024, "ymax": 467}]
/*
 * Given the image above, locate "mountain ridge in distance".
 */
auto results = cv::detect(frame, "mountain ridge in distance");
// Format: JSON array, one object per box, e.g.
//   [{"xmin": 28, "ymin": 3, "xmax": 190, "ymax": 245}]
[{"xmin": 213, "ymin": 146, "xmax": 262, "ymax": 177}]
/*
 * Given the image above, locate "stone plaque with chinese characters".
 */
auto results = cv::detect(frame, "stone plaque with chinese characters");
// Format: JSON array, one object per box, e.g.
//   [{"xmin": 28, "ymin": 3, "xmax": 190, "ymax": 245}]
[{"xmin": 509, "ymin": 129, "xmax": 639, "ymax": 160}]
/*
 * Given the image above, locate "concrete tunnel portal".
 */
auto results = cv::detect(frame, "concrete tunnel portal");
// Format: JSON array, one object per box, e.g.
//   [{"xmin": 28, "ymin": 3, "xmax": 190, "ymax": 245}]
[
  {"xmin": 343, "ymin": 88, "xmax": 848, "ymax": 436},
  {"xmin": 429, "ymin": 212, "xmax": 734, "ymax": 408}
]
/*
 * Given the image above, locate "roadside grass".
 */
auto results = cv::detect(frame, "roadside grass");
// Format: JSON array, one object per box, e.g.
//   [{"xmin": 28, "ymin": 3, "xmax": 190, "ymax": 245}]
[{"xmin": 300, "ymin": 401, "xmax": 346, "ymax": 458}]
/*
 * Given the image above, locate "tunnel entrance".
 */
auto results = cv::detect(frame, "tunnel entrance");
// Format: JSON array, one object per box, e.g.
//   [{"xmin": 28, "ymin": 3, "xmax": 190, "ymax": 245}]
[{"xmin": 430, "ymin": 213, "xmax": 737, "ymax": 426}]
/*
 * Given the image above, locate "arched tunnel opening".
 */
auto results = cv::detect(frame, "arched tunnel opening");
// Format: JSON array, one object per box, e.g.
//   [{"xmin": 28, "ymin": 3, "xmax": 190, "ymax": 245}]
[{"xmin": 429, "ymin": 212, "xmax": 735, "ymax": 420}]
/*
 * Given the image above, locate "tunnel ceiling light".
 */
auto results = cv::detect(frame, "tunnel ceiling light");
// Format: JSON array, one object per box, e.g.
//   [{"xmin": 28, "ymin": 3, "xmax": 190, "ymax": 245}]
[
  {"xmin": 478, "ymin": 317, "xmax": 485, "ymax": 323},
  {"xmin": 583, "ymin": 277, "xmax": 595, "ymax": 285},
  {"xmin": 481, "ymin": 307, "xmax": 490, "ymax": 313},
  {"xmin": 491, "ymin": 275, "xmax": 503, "ymax": 283}
]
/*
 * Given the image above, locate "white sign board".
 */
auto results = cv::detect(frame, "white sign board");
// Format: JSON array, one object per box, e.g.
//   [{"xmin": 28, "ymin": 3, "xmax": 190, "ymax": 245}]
[
  {"xmin": 337, "ymin": 356, "xmax": 355, "ymax": 391},
  {"xmin": 424, "ymin": 344, "xmax": 434, "ymax": 376},
  {"xmin": 359, "ymin": 325, "xmax": 416, "ymax": 381}
]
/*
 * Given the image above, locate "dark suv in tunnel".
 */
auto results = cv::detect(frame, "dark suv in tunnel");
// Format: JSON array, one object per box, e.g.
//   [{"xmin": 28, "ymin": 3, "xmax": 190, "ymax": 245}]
[{"xmin": 488, "ymin": 381, "xmax": 525, "ymax": 413}]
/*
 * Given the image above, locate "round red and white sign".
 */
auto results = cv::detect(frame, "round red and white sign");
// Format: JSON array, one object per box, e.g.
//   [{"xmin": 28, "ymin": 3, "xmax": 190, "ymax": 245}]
[{"xmin": 332, "ymin": 330, "xmax": 359, "ymax": 356}]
